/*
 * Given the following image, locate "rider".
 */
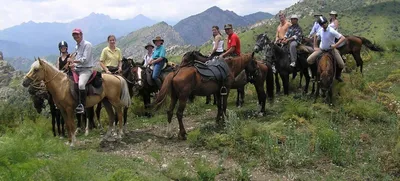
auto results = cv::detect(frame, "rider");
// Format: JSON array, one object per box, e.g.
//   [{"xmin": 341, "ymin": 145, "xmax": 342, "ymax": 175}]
[
  {"xmin": 68, "ymin": 28, "xmax": 96, "ymax": 114},
  {"xmin": 329, "ymin": 11, "xmax": 339, "ymax": 30},
  {"xmin": 55, "ymin": 41, "xmax": 71, "ymax": 73},
  {"xmin": 210, "ymin": 25, "xmax": 224, "ymax": 59},
  {"xmin": 307, "ymin": 16, "xmax": 346, "ymax": 82},
  {"xmin": 220, "ymin": 24, "xmax": 241, "ymax": 58},
  {"xmin": 309, "ymin": 13, "xmax": 322, "ymax": 38},
  {"xmin": 143, "ymin": 42, "xmax": 154, "ymax": 67},
  {"xmin": 281, "ymin": 15, "xmax": 303, "ymax": 68},
  {"xmin": 99, "ymin": 35, "xmax": 122, "ymax": 74},
  {"xmin": 148, "ymin": 36, "xmax": 166, "ymax": 89},
  {"xmin": 274, "ymin": 12, "xmax": 292, "ymax": 44}
]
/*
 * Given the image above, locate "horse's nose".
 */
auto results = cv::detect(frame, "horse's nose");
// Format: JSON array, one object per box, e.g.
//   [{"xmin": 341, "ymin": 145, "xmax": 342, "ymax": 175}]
[{"xmin": 254, "ymin": 46, "xmax": 259, "ymax": 53}]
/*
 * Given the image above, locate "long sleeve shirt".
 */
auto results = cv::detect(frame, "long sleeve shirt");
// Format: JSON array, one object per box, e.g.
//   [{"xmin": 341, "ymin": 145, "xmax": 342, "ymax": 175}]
[
  {"xmin": 284, "ymin": 24, "xmax": 303, "ymax": 44},
  {"xmin": 309, "ymin": 22, "xmax": 322, "ymax": 36},
  {"xmin": 75, "ymin": 40, "xmax": 95, "ymax": 68}
]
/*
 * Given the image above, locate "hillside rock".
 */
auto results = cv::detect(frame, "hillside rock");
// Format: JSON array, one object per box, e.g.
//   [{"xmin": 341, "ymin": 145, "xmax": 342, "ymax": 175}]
[{"xmin": 173, "ymin": 6, "xmax": 272, "ymax": 46}]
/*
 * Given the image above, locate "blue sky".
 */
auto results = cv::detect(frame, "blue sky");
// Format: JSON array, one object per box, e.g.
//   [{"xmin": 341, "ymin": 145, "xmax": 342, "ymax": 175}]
[{"xmin": 0, "ymin": 0, "xmax": 298, "ymax": 30}]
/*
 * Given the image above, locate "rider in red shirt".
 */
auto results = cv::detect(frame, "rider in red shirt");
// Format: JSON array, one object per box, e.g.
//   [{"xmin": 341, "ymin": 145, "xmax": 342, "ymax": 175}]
[{"xmin": 220, "ymin": 24, "xmax": 241, "ymax": 58}]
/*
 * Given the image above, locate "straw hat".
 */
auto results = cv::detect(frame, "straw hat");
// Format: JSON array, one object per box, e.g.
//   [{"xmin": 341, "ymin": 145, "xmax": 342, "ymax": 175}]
[
  {"xmin": 152, "ymin": 36, "xmax": 164, "ymax": 44},
  {"xmin": 144, "ymin": 42, "xmax": 154, "ymax": 49}
]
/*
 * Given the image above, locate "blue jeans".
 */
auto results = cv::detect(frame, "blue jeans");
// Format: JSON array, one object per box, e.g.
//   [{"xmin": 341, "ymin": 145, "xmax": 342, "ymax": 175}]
[{"xmin": 152, "ymin": 60, "xmax": 165, "ymax": 80}]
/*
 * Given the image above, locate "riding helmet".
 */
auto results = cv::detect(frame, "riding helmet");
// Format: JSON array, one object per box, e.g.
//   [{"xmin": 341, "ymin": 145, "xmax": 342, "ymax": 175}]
[
  {"xmin": 317, "ymin": 16, "xmax": 328, "ymax": 25},
  {"xmin": 58, "ymin": 41, "xmax": 68, "ymax": 49}
]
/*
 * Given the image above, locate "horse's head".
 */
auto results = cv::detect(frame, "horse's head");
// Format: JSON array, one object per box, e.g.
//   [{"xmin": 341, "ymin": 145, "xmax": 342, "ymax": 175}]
[
  {"xmin": 180, "ymin": 51, "xmax": 198, "ymax": 67},
  {"xmin": 23, "ymin": 57, "xmax": 46, "ymax": 87},
  {"xmin": 121, "ymin": 56, "xmax": 143, "ymax": 87},
  {"xmin": 318, "ymin": 53, "xmax": 335, "ymax": 94},
  {"xmin": 254, "ymin": 33, "xmax": 271, "ymax": 53}
]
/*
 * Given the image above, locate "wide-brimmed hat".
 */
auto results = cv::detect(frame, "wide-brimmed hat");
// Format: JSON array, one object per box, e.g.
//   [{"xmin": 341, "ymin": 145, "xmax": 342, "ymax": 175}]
[
  {"xmin": 144, "ymin": 42, "xmax": 154, "ymax": 49},
  {"xmin": 224, "ymin": 24, "xmax": 233, "ymax": 29},
  {"xmin": 290, "ymin": 15, "xmax": 299, "ymax": 19},
  {"xmin": 152, "ymin": 36, "xmax": 164, "ymax": 44},
  {"xmin": 329, "ymin": 11, "xmax": 338, "ymax": 16}
]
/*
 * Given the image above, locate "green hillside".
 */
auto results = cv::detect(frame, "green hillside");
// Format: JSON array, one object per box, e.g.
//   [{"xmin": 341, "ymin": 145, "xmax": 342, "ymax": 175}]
[{"xmin": 199, "ymin": 1, "xmax": 400, "ymax": 55}]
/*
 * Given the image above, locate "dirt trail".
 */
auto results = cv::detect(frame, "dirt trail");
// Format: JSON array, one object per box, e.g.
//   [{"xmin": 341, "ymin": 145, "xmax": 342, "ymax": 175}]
[{"xmin": 96, "ymin": 110, "xmax": 285, "ymax": 181}]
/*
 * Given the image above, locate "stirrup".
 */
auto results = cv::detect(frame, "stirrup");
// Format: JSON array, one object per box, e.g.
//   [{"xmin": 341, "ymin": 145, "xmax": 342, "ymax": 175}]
[
  {"xmin": 220, "ymin": 86, "xmax": 227, "ymax": 96},
  {"xmin": 75, "ymin": 104, "xmax": 85, "ymax": 114}
]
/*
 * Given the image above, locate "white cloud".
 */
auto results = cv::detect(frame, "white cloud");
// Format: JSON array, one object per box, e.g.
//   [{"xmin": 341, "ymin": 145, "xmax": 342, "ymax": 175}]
[{"xmin": 0, "ymin": 0, "xmax": 297, "ymax": 30}]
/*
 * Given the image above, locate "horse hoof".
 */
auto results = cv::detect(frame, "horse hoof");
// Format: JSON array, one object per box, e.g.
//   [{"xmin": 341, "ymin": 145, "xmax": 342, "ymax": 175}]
[
  {"xmin": 59, "ymin": 136, "xmax": 64, "ymax": 140},
  {"xmin": 178, "ymin": 133, "xmax": 187, "ymax": 140},
  {"xmin": 84, "ymin": 131, "xmax": 89, "ymax": 137},
  {"xmin": 258, "ymin": 112, "xmax": 265, "ymax": 117}
]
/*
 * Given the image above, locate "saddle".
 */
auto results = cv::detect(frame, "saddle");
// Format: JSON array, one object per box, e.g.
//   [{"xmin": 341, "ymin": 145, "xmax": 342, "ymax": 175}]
[
  {"xmin": 144, "ymin": 63, "xmax": 175, "ymax": 86},
  {"xmin": 69, "ymin": 71, "xmax": 103, "ymax": 101},
  {"xmin": 194, "ymin": 58, "xmax": 230, "ymax": 82}
]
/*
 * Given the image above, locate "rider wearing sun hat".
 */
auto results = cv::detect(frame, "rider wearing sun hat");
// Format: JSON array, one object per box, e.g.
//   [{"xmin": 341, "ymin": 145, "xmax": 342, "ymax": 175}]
[
  {"xmin": 143, "ymin": 42, "xmax": 154, "ymax": 67},
  {"xmin": 148, "ymin": 36, "xmax": 166, "ymax": 89},
  {"xmin": 282, "ymin": 14, "xmax": 303, "ymax": 68}
]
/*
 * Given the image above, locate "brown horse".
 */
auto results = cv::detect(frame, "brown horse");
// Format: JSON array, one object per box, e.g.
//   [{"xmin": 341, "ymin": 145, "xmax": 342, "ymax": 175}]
[
  {"xmin": 185, "ymin": 51, "xmax": 274, "ymax": 114},
  {"xmin": 314, "ymin": 50, "xmax": 336, "ymax": 105},
  {"xmin": 303, "ymin": 35, "xmax": 384, "ymax": 73},
  {"xmin": 153, "ymin": 53, "xmax": 256, "ymax": 139},
  {"xmin": 22, "ymin": 58, "xmax": 131, "ymax": 146}
]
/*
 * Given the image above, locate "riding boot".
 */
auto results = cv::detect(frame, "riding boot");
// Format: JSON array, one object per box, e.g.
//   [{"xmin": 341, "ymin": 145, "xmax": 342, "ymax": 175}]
[
  {"xmin": 336, "ymin": 67, "xmax": 344, "ymax": 82},
  {"xmin": 154, "ymin": 78, "xmax": 162, "ymax": 90},
  {"xmin": 76, "ymin": 90, "xmax": 86, "ymax": 114}
]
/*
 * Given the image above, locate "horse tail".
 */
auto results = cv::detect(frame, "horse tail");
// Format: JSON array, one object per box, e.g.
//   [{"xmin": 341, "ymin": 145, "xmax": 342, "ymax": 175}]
[
  {"xmin": 266, "ymin": 63, "xmax": 274, "ymax": 101},
  {"xmin": 117, "ymin": 75, "xmax": 132, "ymax": 107},
  {"xmin": 358, "ymin": 36, "xmax": 384, "ymax": 52},
  {"xmin": 152, "ymin": 72, "xmax": 174, "ymax": 111}
]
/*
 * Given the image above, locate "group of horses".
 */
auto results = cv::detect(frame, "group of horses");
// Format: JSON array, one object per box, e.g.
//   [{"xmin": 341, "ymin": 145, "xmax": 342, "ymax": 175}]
[{"xmin": 22, "ymin": 33, "xmax": 383, "ymax": 146}]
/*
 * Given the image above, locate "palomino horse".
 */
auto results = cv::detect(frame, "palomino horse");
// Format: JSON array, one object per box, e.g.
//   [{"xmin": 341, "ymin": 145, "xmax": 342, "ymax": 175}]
[
  {"xmin": 184, "ymin": 51, "xmax": 274, "ymax": 114},
  {"xmin": 22, "ymin": 58, "xmax": 131, "ymax": 146},
  {"xmin": 303, "ymin": 35, "xmax": 384, "ymax": 73},
  {"xmin": 254, "ymin": 33, "xmax": 312, "ymax": 95},
  {"xmin": 153, "ymin": 53, "xmax": 256, "ymax": 140},
  {"xmin": 94, "ymin": 57, "xmax": 140, "ymax": 131},
  {"xmin": 314, "ymin": 50, "xmax": 336, "ymax": 105}
]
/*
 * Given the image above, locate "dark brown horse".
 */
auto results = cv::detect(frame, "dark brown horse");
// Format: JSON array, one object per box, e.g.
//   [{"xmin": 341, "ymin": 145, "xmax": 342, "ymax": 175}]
[
  {"xmin": 314, "ymin": 50, "xmax": 336, "ymax": 105},
  {"xmin": 185, "ymin": 51, "xmax": 274, "ymax": 114},
  {"xmin": 153, "ymin": 53, "xmax": 256, "ymax": 140},
  {"xmin": 303, "ymin": 35, "xmax": 384, "ymax": 73}
]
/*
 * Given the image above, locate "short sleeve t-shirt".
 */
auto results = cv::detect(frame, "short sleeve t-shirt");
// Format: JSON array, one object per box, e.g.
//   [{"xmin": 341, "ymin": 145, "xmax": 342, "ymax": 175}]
[
  {"xmin": 227, "ymin": 33, "xmax": 241, "ymax": 56},
  {"xmin": 317, "ymin": 26, "xmax": 342, "ymax": 50}
]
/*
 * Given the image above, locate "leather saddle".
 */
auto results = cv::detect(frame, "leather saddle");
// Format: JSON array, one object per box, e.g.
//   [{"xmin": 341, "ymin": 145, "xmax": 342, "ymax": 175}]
[
  {"xmin": 194, "ymin": 58, "xmax": 230, "ymax": 82},
  {"xmin": 144, "ymin": 63, "xmax": 175, "ymax": 86},
  {"xmin": 69, "ymin": 71, "xmax": 103, "ymax": 100}
]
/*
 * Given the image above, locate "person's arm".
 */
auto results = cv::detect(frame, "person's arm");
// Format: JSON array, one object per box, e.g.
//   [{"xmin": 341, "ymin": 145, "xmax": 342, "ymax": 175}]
[
  {"xmin": 211, "ymin": 35, "xmax": 221, "ymax": 55},
  {"xmin": 334, "ymin": 20, "xmax": 339, "ymax": 30},
  {"xmin": 331, "ymin": 31, "xmax": 346, "ymax": 49},
  {"xmin": 275, "ymin": 26, "xmax": 280, "ymax": 42},
  {"xmin": 74, "ymin": 43, "xmax": 92, "ymax": 63},
  {"xmin": 117, "ymin": 50, "xmax": 123, "ymax": 73},
  {"xmin": 150, "ymin": 47, "xmax": 166, "ymax": 64}
]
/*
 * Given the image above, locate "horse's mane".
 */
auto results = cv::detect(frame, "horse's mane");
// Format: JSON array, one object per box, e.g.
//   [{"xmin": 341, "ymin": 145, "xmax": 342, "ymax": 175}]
[{"xmin": 34, "ymin": 58, "xmax": 61, "ymax": 73}]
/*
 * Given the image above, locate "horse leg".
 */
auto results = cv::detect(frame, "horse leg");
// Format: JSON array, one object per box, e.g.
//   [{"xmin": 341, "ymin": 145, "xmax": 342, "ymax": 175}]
[
  {"xmin": 95, "ymin": 102, "xmax": 102, "ymax": 128},
  {"xmin": 352, "ymin": 51, "xmax": 363, "ymax": 74},
  {"xmin": 84, "ymin": 107, "xmax": 94, "ymax": 136},
  {"xmin": 51, "ymin": 108, "xmax": 56, "ymax": 137},
  {"xmin": 298, "ymin": 71, "xmax": 303, "ymax": 89},
  {"xmin": 143, "ymin": 93, "xmax": 152, "ymax": 118},
  {"xmin": 236, "ymin": 87, "xmax": 245, "ymax": 108},
  {"xmin": 176, "ymin": 96, "xmax": 188, "ymax": 140},
  {"xmin": 235, "ymin": 89, "xmax": 241, "ymax": 108},
  {"xmin": 281, "ymin": 72, "xmax": 290, "ymax": 95},
  {"xmin": 167, "ymin": 91, "xmax": 178, "ymax": 123},
  {"xmin": 123, "ymin": 106, "xmax": 128, "ymax": 133},
  {"xmin": 314, "ymin": 75, "xmax": 320, "ymax": 103},
  {"xmin": 64, "ymin": 109, "xmax": 76, "ymax": 147},
  {"xmin": 102, "ymin": 99, "xmax": 116, "ymax": 138},
  {"xmin": 275, "ymin": 73, "xmax": 281, "ymax": 94},
  {"xmin": 114, "ymin": 106, "xmax": 124, "ymax": 138},
  {"xmin": 56, "ymin": 109, "xmax": 62, "ymax": 137},
  {"xmin": 213, "ymin": 94, "xmax": 217, "ymax": 105},
  {"xmin": 75, "ymin": 114, "xmax": 82, "ymax": 135},
  {"xmin": 254, "ymin": 82, "xmax": 266, "ymax": 115},
  {"xmin": 303, "ymin": 69, "xmax": 311, "ymax": 95},
  {"xmin": 205, "ymin": 95, "xmax": 211, "ymax": 104}
]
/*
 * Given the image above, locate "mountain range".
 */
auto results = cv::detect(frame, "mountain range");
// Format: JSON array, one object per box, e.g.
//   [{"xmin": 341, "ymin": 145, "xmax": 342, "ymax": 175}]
[
  {"xmin": 0, "ymin": 13, "xmax": 158, "ymax": 58},
  {"xmin": 173, "ymin": 6, "xmax": 273, "ymax": 45}
]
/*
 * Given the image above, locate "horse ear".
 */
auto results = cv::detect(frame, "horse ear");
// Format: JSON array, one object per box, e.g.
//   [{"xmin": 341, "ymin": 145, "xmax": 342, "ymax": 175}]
[
  {"xmin": 37, "ymin": 57, "xmax": 43, "ymax": 65},
  {"xmin": 251, "ymin": 51, "xmax": 255, "ymax": 58}
]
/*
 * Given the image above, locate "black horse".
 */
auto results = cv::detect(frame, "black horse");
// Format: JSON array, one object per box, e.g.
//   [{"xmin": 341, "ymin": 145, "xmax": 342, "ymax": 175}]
[{"xmin": 254, "ymin": 33, "xmax": 313, "ymax": 95}]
